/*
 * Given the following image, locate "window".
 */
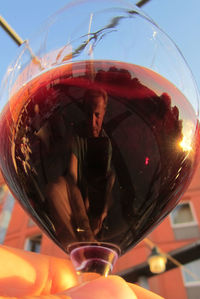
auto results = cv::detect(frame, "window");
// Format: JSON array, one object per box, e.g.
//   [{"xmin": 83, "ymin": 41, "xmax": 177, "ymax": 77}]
[
  {"xmin": 171, "ymin": 202, "xmax": 196, "ymax": 227},
  {"xmin": 182, "ymin": 259, "xmax": 200, "ymax": 299},
  {"xmin": 25, "ymin": 235, "xmax": 42, "ymax": 253},
  {"xmin": 182, "ymin": 258, "xmax": 200, "ymax": 285},
  {"xmin": 170, "ymin": 202, "xmax": 199, "ymax": 240}
]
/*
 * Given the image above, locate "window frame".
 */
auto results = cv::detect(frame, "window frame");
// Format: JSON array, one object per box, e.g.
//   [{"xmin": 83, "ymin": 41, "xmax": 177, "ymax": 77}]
[
  {"xmin": 170, "ymin": 200, "xmax": 198, "ymax": 229},
  {"xmin": 24, "ymin": 234, "xmax": 42, "ymax": 253},
  {"xmin": 181, "ymin": 258, "xmax": 200, "ymax": 287}
]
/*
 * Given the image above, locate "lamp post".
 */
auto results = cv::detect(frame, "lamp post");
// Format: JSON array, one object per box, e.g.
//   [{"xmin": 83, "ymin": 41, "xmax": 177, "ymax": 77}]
[{"xmin": 0, "ymin": 15, "xmax": 24, "ymax": 46}]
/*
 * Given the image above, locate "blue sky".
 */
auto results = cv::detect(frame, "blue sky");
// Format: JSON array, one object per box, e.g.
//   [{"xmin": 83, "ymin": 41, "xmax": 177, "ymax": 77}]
[{"xmin": 1, "ymin": 0, "xmax": 200, "ymax": 95}]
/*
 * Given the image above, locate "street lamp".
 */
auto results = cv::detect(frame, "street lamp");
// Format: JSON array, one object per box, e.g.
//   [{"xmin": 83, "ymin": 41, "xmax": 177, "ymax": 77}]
[{"xmin": 148, "ymin": 247, "xmax": 167, "ymax": 274}]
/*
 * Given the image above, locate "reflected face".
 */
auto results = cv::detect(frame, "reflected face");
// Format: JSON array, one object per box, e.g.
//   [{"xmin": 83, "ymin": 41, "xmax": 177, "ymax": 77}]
[{"xmin": 85, "ymin": 96, "xmax": 106, "ymax": 137}]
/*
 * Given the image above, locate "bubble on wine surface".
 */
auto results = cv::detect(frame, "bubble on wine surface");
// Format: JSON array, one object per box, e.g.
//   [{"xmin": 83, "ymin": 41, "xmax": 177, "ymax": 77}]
[{"xmin": 0, "ymin": 0, "xmax": 199, "ymax": 256}]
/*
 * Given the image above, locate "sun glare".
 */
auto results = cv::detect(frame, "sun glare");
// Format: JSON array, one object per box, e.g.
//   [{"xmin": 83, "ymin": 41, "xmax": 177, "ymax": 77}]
[
  {"xmin": 179, "ymin": 124, "xmax": 194, "ymax": 152},
  {"xmin": 179, "ymin": 136, "xmax": 192, "ymax": 152},
  {"xmin": 179, "ymin": 119, "xmax": 196, "ymax": 152}
]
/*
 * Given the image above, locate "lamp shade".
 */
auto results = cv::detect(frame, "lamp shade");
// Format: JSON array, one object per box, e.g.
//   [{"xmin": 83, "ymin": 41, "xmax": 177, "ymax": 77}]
[{"xmin": 148, "ymin": 247, "xmax": 167, "ymax": 274}]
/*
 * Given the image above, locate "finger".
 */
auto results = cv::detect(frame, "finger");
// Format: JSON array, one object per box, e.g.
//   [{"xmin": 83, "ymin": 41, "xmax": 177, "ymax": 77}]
[
  {"xmin": 128, "ymin": 283, "xmax": 165, "ymax": 299},
  {"xmin": 0, "ymin": 294, "xmax": 71, "ymax": 299},
  {"xmin": 0, "ymin": 245, "xmax": 78, "ymax": 297},
  {"xmin": 64, "ymin": 275, "xmax": 137, "ymax": 299},
  {"xmin": 0, "ymin": 295, "xmax": 70, "ymax": 299}
]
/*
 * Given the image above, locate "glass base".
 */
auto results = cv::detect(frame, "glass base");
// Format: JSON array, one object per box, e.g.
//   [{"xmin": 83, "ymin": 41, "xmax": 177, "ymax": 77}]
[{"xmin": 68, "ymin": 242, "xmax": 120, "ymax": 280}]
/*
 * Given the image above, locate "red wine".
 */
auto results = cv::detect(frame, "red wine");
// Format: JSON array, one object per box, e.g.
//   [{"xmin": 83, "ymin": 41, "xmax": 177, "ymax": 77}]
[{"xmin": 0, "ymin": 60, "xmax": 198, "ymax": 254}]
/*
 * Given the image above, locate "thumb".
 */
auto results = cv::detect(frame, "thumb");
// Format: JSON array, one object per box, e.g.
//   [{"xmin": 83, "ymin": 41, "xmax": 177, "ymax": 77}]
[{"xmin": 64, "ymin": 276, "xmax": 137, "ymax": 299}]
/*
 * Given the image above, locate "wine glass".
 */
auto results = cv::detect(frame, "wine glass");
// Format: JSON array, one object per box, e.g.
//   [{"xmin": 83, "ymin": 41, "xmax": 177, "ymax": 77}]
[{"xmin": 0, "ymin": 0, "xmax": 199, "ymax": 284}]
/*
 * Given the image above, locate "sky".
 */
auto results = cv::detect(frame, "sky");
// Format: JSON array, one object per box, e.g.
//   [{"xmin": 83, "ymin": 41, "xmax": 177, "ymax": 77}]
[{"xmin": 1, "ymin": 0, "xmax": 200, "ymax": 102}]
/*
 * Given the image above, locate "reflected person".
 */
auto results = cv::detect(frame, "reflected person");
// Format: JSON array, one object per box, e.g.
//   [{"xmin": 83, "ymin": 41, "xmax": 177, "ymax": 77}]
[
  {"xmin": 69, "ymin": 88, "xmax": 115, "ymax": 235},
  {"xmin": 46, "ymin": 88, "xmax": 114, "ymax": 244}
]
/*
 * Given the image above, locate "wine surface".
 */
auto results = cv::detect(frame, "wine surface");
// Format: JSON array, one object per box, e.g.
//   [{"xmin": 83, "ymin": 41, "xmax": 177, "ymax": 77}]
[{"xmin": 0, "ymin": 60, "xmax": 198, "ymax": 254}]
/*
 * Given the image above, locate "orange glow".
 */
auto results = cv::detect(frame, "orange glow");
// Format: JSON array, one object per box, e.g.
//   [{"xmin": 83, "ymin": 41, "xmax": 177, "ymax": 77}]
[
  {"xmin": 0, "ymin": 246, "xmax": 78, "ymax": 297},
  {"xmin": 49, "ymin": 256, "xmax": 78, "ymax": 294},
  {"xmin": 128, "ymin": 283, "xmax": 164, "ymax": 299},
  {"xmin": 0, "ymin": 247, "xmax": 36, "ymax": 283}
]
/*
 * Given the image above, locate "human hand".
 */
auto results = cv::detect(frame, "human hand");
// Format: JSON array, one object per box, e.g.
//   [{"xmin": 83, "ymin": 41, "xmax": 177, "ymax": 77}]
[{"xmin": 0, "ymin": 245, "xmax": 164, "ymax": 298}]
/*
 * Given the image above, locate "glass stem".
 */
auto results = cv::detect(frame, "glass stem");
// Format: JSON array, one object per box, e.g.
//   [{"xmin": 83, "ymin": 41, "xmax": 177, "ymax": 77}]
[{"xmin": 69, "ymin": 244, "xmax": 119, "ymax": 282}]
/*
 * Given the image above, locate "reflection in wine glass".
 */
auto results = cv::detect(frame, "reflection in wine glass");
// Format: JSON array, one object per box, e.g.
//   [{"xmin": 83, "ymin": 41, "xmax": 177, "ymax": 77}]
[
  {"xmin": 45, "ymin": 88, "xmax": 114, "ymax": 241},
  {"xmin": 0, "ymin": 0, "xmax": 199, "ymax": 283}
]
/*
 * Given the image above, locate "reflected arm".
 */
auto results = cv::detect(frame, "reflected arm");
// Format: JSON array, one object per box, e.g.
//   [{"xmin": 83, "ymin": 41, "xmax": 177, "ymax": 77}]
[
  {"xmin": 65, "ymin": 153, "xmax": 94, "ymax": 240},
  {"xmin": 68, "ymin": 152, "xmax": 78, "ymax": 183}
]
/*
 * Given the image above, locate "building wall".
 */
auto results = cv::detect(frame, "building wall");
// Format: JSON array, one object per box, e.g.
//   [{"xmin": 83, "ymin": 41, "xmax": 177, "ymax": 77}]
[
  {"xmin": 149, "ymin": 268, "xmax": 188, "ymax": 299},
  {"xmin": 3, "ymin": 200, "xmax": 66, "ymax": 259}
]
